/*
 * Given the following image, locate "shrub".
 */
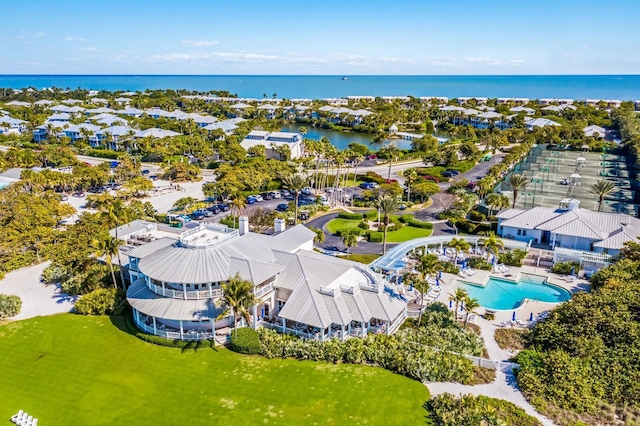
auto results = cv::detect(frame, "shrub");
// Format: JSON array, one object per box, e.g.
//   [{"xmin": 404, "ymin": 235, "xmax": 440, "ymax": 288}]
[
  {"xmin": 426, "ymin": 393, "xmax": 542, "ymax": 426},
  {"xmin": 467, "ymin": 257, "xmax": 492, "ymax": 270},
  {"xmin": 366, "ymin": 231, "xmax": 383, "ymax": 242},
  {"xmin": 399, "ymin": 214, "xmax": 434, "ymax": 229},
  {"xmin": 337, "ymin": 212, "xmax": 364, "ymax": 220},
  {"xmin": 336, "ymin": 227, "xmax": 364, "ymax": 237},
  {"xmin": 469, "ymin": 210, "xmax": 487, "ymax": 222},
  {"xmin": 0, "ymin": 294, "xmax": 22, "ymax": 319},
  {"xmin": 357, "ymin": 221, "xmax": 369, "ymax": 229},
  {"xmin": 74, "ymin": 288, "xmax": 125, "ymax": 315},
  {"xmin": 551, "ymin": 261, "xmax": 580, "ymax": 275},
  {"xmin": 362, "ymin": 171, "xmax": 386, "ymax": 184},
  {"xmin": 494, "ymin": 328, "xmax": 529, "ymax": 351},
  {"xmin": 498, "ymin": 249, "xmax": 528, "ymax": 267},
  {"xmin": 455, "ymin": 219, "xmax": 477, "ymax": 234},
  {"xmin": 231, "ymin": 328, "xmax": 261, "ymax": 355}
]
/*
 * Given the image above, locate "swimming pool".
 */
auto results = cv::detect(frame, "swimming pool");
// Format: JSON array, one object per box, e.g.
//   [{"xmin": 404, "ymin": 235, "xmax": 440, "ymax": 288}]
[{"xmin": 460, "ymin": 274, "xmax": 571, "ymax": 310}]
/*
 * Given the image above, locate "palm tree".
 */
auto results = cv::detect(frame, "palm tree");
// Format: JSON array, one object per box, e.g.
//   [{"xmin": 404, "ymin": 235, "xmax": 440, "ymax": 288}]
[
  {"xmin": 92, "ymin": 234, "xmax": 125, "ymax": 289},
  {"xmin": 374, "ymin": 194, "xmax": 402, "ymax": 254},
  {"xmin": 505, "ymin": 174, "xmax": 530, "ymax": 209},
  {"xmin": 217, "ymin": 274, "xmax": 260, "ymax": 337},
  {"xmin": 308, "ymin": 226, "xmax": 325, "ymax": 245},
  {"xmin": 447, "ymin": 237, "xmax": 470, "ymax": 265},
  {"xmin": 485, "ymin": 193, "xmax": 510, "ymax": 217},
  {"xmin": 448, "ymin": 288, "xmax": 468, "ymax": 319},
  {"xmin": 463, "ymin": 296, "xmax": 481, "ymax": 328},
  {"xmin": 414, "ymin": 253, "xmax": 439, "ymax": 325},
  {"xmin": 100, "ymin": 199, "xmax": 132, "ymax": 289},
  {"xmin": 342, "ymin": 232, "xmax": 358, "ymax": 259},
  {"xmin": 229, "ymin": 194, "xmax": 246, "ymax": 228},
  {"xmin": 589, "ymin": 179, "xmax": 616, "ymax": 212},
  {"xmin": 478, "ymin": 232, "xmax": 505, "ymax": 262},
  {"xmin": 402, "ymin": 168, "xmax": 418, "ymax": 202},
  {"xmin": 282, "ymin": 173, "xmax": 308, "ymax": 225}
]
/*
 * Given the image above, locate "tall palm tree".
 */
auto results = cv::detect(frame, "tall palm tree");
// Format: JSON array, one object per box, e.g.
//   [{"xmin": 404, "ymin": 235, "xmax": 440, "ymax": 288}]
[
  {"xmin": 402, "ymin": 168, "xmax": 418, "ymax": 202},
  {"xmin": 308, "ymin": 226, "xmax": 325, "ymax": 245},
  {"xmin": 374, "ymin": 194, "xmax": 402, "ymax": 254},
  {"xmin": 92, "ymin": 234, "xmax": 125, "ymax": 289},
  {"xmin": 414, "ymin": 253, "xmax": 439, "ymax": 325},
  {"xmin": 589, "ymin": 179, "xmax": 616, "ymax": 212},
  {"xmin": 447, "ymin": 237, "xmax": 470, "ymax": 265},
  {"xmin": 342, "ymin": 232, "xmax": 358, "ymax": 259},
  {"xmin": 485, "ymin": 193, "xmax": 510, "ymax": 217},
  {"xmin": 505, "ymin": 174, "xmax": 530, "ymax": 209},
  {"xmin": 478, "ymin": 232, "xmax": 505, "ymax": 262},
  {"xmin": 229, "ymin": 194, "xmax": 246, "ymax": 228},
  {"xmin": 463, "ymin": 296, "xmax": 481, "ymax": 328},
  {"xmin": 282, "ymin": 173, "xmax": 308, "ymax": 225},
  {"xmin": 100, "ymin": 199, "xmax": 132, "ymax": 289},
  {"xmin": 217, "ymin": 274, "xmax": 260, "ymax": 337},
  {"xmin": 448, "ymin": 288, "xmax": 468, "ymax": 319}
]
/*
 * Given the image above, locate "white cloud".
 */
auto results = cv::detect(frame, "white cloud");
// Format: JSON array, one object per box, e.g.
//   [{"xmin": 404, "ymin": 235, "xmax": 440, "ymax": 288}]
[
  {"xmin": 379, "ymin": 56, "xmax": 414, "ymax": 64},
  {"xmin": 465, "ymin": 56, "xmax": 493, "ymax": 63},
  {"xmin": 181, "ymin": 40, "xmax": 219, "ymax": 47},
  {"xmin": 148, "ymin": 51, "xmax": 278, "ymax": 62},
  {"xmin": 64, "ymin": 36, "xmax": 86, "ymax": 42},
  {"xmin": 81, "ymin": 46, "xmax": 98, "ymax": 52}
]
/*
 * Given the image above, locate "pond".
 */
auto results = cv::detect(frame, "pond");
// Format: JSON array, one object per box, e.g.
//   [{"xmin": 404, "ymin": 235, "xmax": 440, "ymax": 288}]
[{"xmin": 280, "ymin": 123, "xmax": 449, "ymax": 151}]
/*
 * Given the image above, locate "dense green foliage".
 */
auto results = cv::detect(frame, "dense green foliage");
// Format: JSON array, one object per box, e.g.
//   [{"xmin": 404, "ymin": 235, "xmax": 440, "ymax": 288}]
[
  {"xmin": 0, "ymin": 314, "xmax": 429, "ymax": 425},
  {"xmin": 551, "ymin": 261, "xmax": 580, "ymax": 275},
  {"xmin": 399, "ymin": 213, "xmax": 434, "ymax": 229},
  {"xmin": 260, "ymin": 303, "xmax": 483, "ymax": 384},
  {"xmin": 426, "ymin": 393, "xmax": 541, "ymax": 426},
  {"xmin": 498, "ymin": 249, "xmax": 528, "ymax": 266},
  {"xmin": 230, "ymin": 327, "xmax": 261, "ymax": 355},
  {"xmin": 0, "ymin": 294, "xmax": 22, "ymax": 319},
  {"xmin": 74, "ymin": 288, "xmax": 125, "ymax": 315},
  {"xmin": 515, "ymin": 239, "xmax": 640, "ymax": 424}
]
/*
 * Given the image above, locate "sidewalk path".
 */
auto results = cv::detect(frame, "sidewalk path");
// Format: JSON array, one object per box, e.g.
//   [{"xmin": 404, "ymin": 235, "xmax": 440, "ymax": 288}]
[{"xmin": 0, "ymin": 262, "xmax": 76, "ymax": 320}]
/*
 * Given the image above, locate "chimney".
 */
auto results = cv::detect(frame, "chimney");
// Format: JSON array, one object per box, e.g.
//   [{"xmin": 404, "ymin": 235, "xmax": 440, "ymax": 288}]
[
  {"xmin": 238, "ymin": 216, "xmax": 249, "ymax": 235},
  {"xmin": 274, "ymin": 217, "xmax": 286, "ymax": 233}
]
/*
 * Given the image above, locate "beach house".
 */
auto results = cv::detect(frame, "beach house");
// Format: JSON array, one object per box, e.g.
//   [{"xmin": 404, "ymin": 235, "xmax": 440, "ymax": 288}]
[
  {"xmin": 240, "ymin": 130, "xmax": 305, "ymax": 159},
  {"xmin": 121, "ymin": 219, "xmax": 407, "ymax": 342}
]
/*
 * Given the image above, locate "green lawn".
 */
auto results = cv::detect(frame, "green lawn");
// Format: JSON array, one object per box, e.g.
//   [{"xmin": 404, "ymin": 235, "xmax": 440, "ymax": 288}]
[
  {"xmin": 337, "ymin": 253, "xmax": 381, "ymax": 264},
  {"xmin": 0, "ymin": 315, "xmax": 430, "ymax": 425},
  {"xmin": 326, "ymin": 217, "xmax": 432, "ymax": 243}
]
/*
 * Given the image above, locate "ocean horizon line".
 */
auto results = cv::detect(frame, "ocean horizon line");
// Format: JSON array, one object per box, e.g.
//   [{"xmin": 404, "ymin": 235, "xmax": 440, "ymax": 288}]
[{"xmin": 1, "ymin": 73, "xmax": 640, "ymax": 77}]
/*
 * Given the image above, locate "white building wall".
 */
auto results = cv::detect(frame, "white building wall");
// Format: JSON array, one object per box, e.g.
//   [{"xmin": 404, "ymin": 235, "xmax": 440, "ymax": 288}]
[{"xmin": 498, "ymin": 225, "xmax": 540, "ymax": 243}]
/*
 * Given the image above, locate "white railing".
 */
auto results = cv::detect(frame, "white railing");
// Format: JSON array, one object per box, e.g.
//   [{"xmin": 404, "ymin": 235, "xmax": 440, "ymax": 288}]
[
  {"xmin": 134, "ymin": 316, "xmax": 214, "ymax": 341},
  {"xmin": 255, "ymin": 282, "xmax": 275, "ymax": 299},
  {"xmin": 258, "ymin": 321, "xmax": 326, "ymax": 340},
  {"xmin": 147, "ymin": 280, "xmax": 222, "ymax": 300}
]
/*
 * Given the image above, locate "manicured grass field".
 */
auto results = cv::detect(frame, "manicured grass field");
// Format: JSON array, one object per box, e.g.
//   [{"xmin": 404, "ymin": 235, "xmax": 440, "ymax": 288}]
[
  {"xmin": 337, "ymin": 253, "xmax": 381, "ymax": 264},
  {"xmin": 0, "ymin": 315, "xmax": 430, "ymax": 425},
  {"xmin": 326, "ymin": 217, "xmax": 432, "ymax": 242}
]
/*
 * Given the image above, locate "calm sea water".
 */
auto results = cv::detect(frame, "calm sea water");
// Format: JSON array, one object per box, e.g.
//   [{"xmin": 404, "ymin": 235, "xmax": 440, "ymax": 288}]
[{"xmin": 1, "ymin": 75, "xmax": 640, "ymax": 100}]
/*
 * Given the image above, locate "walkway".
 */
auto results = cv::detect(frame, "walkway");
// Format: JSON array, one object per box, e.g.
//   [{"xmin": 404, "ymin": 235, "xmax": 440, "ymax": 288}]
[
  {"xmin": 0, "ymin": 262, "xmax": 76, "ymax": 320},
  {"xmin": 426, "ymin": 370, "xmax": 556, "ymax": 426}
]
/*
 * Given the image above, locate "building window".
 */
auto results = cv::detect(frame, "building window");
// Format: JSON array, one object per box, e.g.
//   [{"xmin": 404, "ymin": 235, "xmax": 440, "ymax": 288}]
[
  {"xmin": 522, "ymin": 230, "xmax": 527, "ymax": 236},
  {"xmin": 517, "ymin": 229, "xmax": 522, "ymax": 235}
]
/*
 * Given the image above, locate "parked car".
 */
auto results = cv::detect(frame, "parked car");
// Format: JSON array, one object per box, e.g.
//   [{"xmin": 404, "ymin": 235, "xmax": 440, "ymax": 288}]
[
  {"xmin": 207, "ymin": 205, "xmax": 221, "ymax": 214},
  {"xmin": 246, "ymin": 196, "xmax": 257, "ymax": 204},
  {"xmin": 299, "ymin": 210, "xmax": 310, "ymax": 221},
  {"xmin": 179, "ymin": 214, "xmax": 192, "ymax": 222},
  {"xmin": 280, "ymin": 189, "xmax": 291, "ymax": 198},
  {"xmin": 57, "ymin": 193, "xmax": 69, "ymax": 201},
  {"xmin": 269, "ymin": 191, "xmax": 281, "ymax": 199},
  {"xmin": 442, "ymin": 170, "xmax": 460, "ymax": 178},
  {"xmin": 190, "ymin": 211, "xmax": 205, "ymax": 220},
  {"xmin": 276, "ymin": 203, "xmax": 289, "ymax": 212},
  {"xmin": 141, "ymin": 169, "xmax": 150, "ymax": 175},
  {"xmin": 72, "ymin": 191, "xmax": 85, "ymax": 198},
  {"xmin": 198, "ymin": 209, "xmax": 214, "ymax": 217},
  {"xmin": 87, "ymin": 186, "xmax": 104, "ymax": 194},
  {"xmin": 301, "ymin": 187, "xmax": 312, "ymax": 195},
  {"xmin": 149, "ymin": 175, "xmax": 159, "ymax": 181},
  {"xmin": 251, "ymin": 194, "xmax": 264, "ymax": 202},
  {"xmin": 261, "ymin": 192, "xmax": 273, "ymax": 200},
  {"xmin": 215, "ymin": 203, "xmax": 229, "ymax": 212},
  {"xmin": 359, "ymin": 182, "xmax": 374, "ymax": 189}
]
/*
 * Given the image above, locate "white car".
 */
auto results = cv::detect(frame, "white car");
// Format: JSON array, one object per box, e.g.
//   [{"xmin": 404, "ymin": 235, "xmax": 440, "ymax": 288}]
[
  {"xmin": 252, "ymin": 194, "xmax": 264, "ymax": 202},
  {"xmin": 269, "ymin": 191, "xmax": 281, "ymax": 199},
  {"xmin": 280, "ymin": 189, "xmax": 291, "ymax": 197}
]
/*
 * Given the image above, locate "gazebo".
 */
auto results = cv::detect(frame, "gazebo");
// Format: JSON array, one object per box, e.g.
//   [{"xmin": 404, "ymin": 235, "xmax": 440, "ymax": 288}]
[
  {"xmin": 581, "ymin": 145, "xmax": 590, "ymax": 152},
  {"xmin": 570, "ymin": 173, "xmax": 581, "ymax": 185},
  {"xmin": 575, "ymin": 157, "xmax": 586, "ymax": 167}
]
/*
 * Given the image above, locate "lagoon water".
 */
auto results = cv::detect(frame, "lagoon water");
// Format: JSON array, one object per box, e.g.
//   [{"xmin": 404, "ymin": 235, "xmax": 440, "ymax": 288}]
[
  {"xmin": 2, "ymin": 75, "xmax": 640, "ymax": 100},
  {"xmin": 281, "ymin": 123, "xmax": 450, "ymax": 151}
]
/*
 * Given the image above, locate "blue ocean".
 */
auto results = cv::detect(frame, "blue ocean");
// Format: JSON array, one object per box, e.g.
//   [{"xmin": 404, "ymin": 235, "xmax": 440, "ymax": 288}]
[{"xmin": 1, "ymin": 75, "xmax": 639, "ymax": 100}]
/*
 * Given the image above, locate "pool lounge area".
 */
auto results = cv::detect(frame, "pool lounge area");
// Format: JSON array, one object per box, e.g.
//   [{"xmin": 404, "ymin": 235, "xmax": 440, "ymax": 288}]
[{"xmin": 459, "ymin": 273, "xmax": 572, "ymax": 310}]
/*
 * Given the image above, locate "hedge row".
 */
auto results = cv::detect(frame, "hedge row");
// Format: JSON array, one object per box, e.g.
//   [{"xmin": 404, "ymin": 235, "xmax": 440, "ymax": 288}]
[
  {"xmin": 398, "ymin": 214, "xmax": 433, "ymax": 229},
  {"xmin": 124, "ymin": 314, "xmax": 213, "ymax": 350},
  {"xmin": 230, "ymin": 328, "xmax": 261, "ymax": 354},
  {"xmin": 337, "ymin": 212, "xmax": 364, "ymax": 220}
]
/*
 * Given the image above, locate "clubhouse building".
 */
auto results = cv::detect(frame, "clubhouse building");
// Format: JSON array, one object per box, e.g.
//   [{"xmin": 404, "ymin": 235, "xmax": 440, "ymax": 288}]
[{"xmin": 118, "ymin": 218, "xmax": 407, "ymax": 342}]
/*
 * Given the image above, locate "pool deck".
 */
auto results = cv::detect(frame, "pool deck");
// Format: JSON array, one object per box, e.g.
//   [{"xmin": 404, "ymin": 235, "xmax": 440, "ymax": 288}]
[{"xmin": 435, "ymin": 265, "xmax": 589, "ymax": 323}]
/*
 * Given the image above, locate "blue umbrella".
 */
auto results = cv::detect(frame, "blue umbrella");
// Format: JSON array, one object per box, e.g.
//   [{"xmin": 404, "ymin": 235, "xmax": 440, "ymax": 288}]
[
  {"xmin": 449, "ymin": 300, "xmax": 453, "ymax": 308},
  {"xmin": 463, "ymin": 258, "xmax": 468, "ymax": 269},
  {"xmin": 436, "ymin": 277, "xmax": 440, "ymax": 287},
  {"xmin": 461, "ymin": 302, "xmax": 464, "ymax": 311},
  {"xmin": 570, "ymin": 267, "xmax": 575, "ymax": 275},
  {"xmin": 529, "ymin": 312, "xmax": 534, "ymax": 322},
  {"xmin": 443, "ymin": 247, "xmax": 447, "ymax": 255},
  {"xmin": 512, "ymin": 311, "xmax": 516, "ymax": 321},
  {"xmin": 438, "ymin": 270, "xmax": 442, "ymax": 279},
  {"xmin": 409, "ymin": 282, "xmax": 413, "ymax": 292},
  {"xmin": 261, "ymin": 307, "xmax": 265, "ymax": 318},
  {"xmin": 492, "ymin": 256, "xmax": 496, "ymax": 266}
]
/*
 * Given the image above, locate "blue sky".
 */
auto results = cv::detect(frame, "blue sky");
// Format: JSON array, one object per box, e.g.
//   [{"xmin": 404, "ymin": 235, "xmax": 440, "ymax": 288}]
[{"xmin": 2, "ymin": 0, "xmax": 639, "ymax": 75}]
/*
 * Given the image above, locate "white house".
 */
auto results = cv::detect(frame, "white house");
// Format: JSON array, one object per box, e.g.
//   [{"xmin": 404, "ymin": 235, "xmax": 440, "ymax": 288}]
[
  {"xmin": 240, "ymin": 130, "xmax": 304, "ymax": 159},
  {"xmin": 497, "ymin": 201, "xmax": 640, "ymax": 255},
  {"xmin": 524, "ymin": 117, "xmax": 561, "ymax": 130},
  {"xmin": 122, "ymin": 219, "xmax": 407, "ymax": 342},
  {"xmin": 583, "ymin": 125, "xmax": 606, "ymax": 138}
]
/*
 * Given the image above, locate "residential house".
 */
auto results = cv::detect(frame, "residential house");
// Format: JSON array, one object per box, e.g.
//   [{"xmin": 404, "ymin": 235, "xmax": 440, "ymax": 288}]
[
  {"xmin": 240, "ymin": 130, "xmax": 304, "ymax": 159},
  {"xmin": 583, "ymin": 125, "xmax": 606, "ymax": 138},
  {"xmin": 524, "ymin": 117, "xmax": 561, "ymax": 130}
]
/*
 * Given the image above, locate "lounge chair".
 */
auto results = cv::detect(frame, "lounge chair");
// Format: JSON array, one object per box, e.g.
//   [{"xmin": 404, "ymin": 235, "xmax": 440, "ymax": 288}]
[
  {"xmin": 11, "ymin": 410, "xmax": 24, "ymax": 423},
  {"xmin": 464, "ymin": 267, "xmax": 476, "ymax": 276},
  {"xmin": 499, "ymin": 320, "xmax": 510, "ymax": 327},
  {"xmin": 457, "ymin": 271, "xmax": 468, "ymax": 278},
  {"xmin": 565, "ymin": 274, "xmax": 577, "ymax": 282}
]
